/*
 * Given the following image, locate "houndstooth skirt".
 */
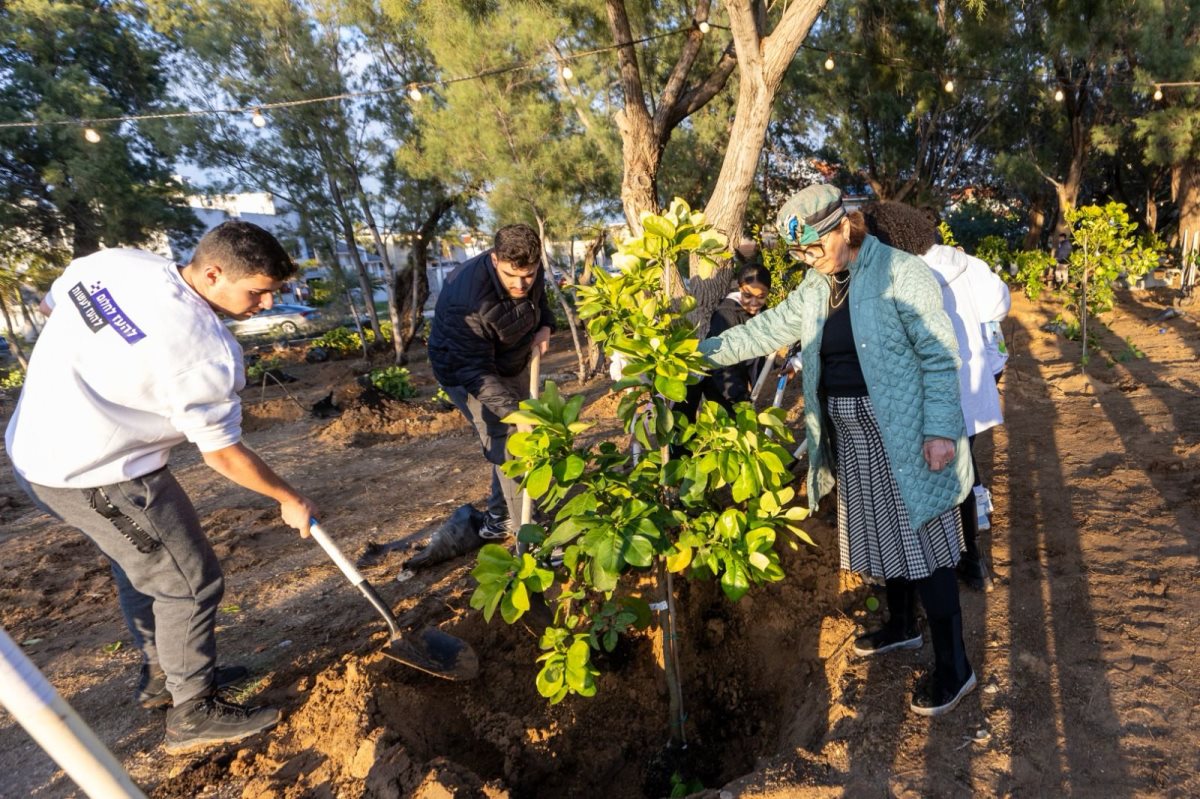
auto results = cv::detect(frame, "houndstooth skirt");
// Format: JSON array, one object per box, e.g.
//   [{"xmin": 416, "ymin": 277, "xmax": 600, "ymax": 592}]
[{"xmin": 827, "ymin": 395, "xmax": 964, "ymax": 580}]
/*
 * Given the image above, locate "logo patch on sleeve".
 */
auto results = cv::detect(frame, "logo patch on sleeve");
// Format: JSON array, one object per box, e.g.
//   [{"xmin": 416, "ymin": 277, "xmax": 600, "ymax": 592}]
[{"xmin": 69, "ymin": 282, "xmax": 146, "ymax": 344}]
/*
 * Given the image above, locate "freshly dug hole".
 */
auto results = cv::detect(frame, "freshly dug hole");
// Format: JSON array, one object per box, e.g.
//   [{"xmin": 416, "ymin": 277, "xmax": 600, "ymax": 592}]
[{"xmin": 238, "ymin": 517, "xmax": 859, "ymax": 798}]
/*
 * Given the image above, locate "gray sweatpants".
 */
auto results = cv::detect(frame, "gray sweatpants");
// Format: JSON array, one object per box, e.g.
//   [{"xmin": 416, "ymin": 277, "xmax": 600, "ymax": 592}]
[
  {"xmin": 443, "ymin": 372, "xmax": 527, "ymax": 525},
  {"xmin": 16, "ymin": 467, "xmax": 222, "ymax": 704}
]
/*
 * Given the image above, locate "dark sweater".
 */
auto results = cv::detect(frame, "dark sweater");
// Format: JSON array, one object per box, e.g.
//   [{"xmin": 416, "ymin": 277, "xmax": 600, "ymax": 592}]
[
  {"xmin": 819, "ymin": 300, "xmax": 868, "ymax": 397},
  {"xmin": 427, "ymin": 250, "xmax": 555, "ymax": 419},
  {"xmin": 683, "ymin": 297, "xmax": 761, "ymax": 415}
]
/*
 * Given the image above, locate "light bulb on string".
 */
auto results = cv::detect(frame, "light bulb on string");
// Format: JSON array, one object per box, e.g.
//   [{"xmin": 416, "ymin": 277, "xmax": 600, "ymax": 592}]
[
  {"xmin": 1054, "ymin": 88, "xmax": 1064, "ymax": 102},
  {"xmin": 251, "ymin": 108, "xmax": 267, "ymax": 128},
  {"xmin": 560, "ymin": 65, "xmax": 574, "ymax": 81},
  {"xmin": 943, "ymin": 78, "xmax": 955, "ymax": 93},
  {"xmin": 1153, "ymin": 85, "xmax": 1163, "ymax": 101},
  {"xmin": 83, "ymin": 127, "xmax": 101, "ymax": 143},
  {"xmin": 407, "ymin": 85, "xmax": 423, "ymax": 102},
  {"xmin": 824, "ymin": 54, "xmax": 835, "ymax": 71},
  {"xmin": 698, "ymin": 20, "xmax": 710, "ymax": 34}
]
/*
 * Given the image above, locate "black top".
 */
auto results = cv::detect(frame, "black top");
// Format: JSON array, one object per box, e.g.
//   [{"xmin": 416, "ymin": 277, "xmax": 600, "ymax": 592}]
[
  {"xmin": 819, "ymin": 298, "xmax": 868, "ymax": 397},
  {"xmin": 683, "ymin": 297, "xmax": 761, "ymax": 415},
  {"xmin": 427, "ymin": 249, "xmax": 556, "ymax": 419}
]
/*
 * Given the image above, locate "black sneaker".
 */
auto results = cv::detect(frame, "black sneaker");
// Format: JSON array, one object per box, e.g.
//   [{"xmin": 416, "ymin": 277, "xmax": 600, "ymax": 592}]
[
  {"xmin": 138, "ymin": 664, "xmax": 252, "ymax": 709},
  {"xmin": 853, "ymin": 626, "xmax": 923, "ymax": 657},
  {"xmin": 164, "ymin": 694, "xmax": 281, "ymax": 754},
  {"xmin": 479, "ymin": 511, "xmax": 511, "ymax": 540},
  {"xmin": 910, "ymin": 668, "xmax": 978, "ymax": 717}
]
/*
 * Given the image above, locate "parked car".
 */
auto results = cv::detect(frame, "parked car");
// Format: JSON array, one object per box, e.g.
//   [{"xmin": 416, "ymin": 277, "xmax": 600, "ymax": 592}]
[{"xmin": 224, "ymin": 304, "xmax": 321, "ymax": 337}]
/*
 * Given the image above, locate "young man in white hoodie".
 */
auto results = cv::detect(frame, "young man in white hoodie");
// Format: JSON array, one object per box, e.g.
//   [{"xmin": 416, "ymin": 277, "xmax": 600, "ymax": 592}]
[
  {"xmin": 862, "ymin": 202, "xmax": 1010, "ymax": 591},
  {"xmin": 5, "ymin": 221, "xmax": 319, "ymax": 753}
]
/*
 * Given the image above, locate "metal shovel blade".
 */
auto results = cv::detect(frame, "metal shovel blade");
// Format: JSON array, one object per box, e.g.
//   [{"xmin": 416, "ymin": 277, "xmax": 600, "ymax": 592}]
[{"xmin": 382, "ymin": 627, "xmax": 480, "ymax": 681}]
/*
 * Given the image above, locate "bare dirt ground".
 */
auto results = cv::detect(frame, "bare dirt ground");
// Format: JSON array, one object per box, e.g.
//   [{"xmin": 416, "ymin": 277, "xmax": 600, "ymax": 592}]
[{"xmin": 1, "ymin": 287, "xmax": 1198, "ymax": 798}]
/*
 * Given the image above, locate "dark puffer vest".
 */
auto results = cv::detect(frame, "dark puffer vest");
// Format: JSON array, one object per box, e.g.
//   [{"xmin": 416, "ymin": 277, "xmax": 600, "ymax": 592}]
[{"xmin": 428, "ymin": 249, "xmax": 555, "ymax": 419}]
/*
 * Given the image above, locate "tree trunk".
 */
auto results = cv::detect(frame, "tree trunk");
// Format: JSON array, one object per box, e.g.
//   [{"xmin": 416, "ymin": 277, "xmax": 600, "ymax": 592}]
[
  {"xmin": 1172, "ymin": 160, "xmax": 1200, "ymax": 241},
  {"xmin": 691, "ymin": 0, "xmax": 825, "ymax": 332},
  {"xmin": 18, "ymin": 289, "xmax": 41, "ymax": 337},
  {"xmin": 1023, "ymin": 193, "xmax": 1048, "ymax": 251},
  {"xmin": 348, "ymin": 167, "xmax": 404, "ymax": 363},
  {"xmin": 0, "ymin": 294, "xmax": 29, "ymax": 370},
  {"xmin": 614, "ymin": 109, "xmax": 662, "ymax": 232},
  {"xmin": 534, "ymin": 215, "xmax": 591, "ymax": 383},
  {"xmin": 326, "ymin": 176, "xmax": 382, "ymax": 342}
]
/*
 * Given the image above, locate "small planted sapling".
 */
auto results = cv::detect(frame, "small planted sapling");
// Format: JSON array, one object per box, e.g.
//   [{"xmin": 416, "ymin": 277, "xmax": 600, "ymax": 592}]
[{"xmin": 469, "ymin": 199, "xmax": 813, "ymax": 746}]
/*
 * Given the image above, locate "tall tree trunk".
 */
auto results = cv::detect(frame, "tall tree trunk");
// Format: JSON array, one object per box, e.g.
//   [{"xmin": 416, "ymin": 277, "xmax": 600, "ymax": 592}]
[
  {"xmin": 1023, "ymin": 193, "xmax": 1048, "ymax": 251},
  {"xmin": 400, "ymin": 193, "xmax": 460, "ymax": 359},
  {"xmin": 0, "ymin": 293, "xmax": 29, "ymax": 370},
  {"xmin": 18, "ymin": 289, "xmax": 41, "ymax": 337},
  {"xmin": 534, "ymin": 215, "xmax": 591, "ymax": 383},
  {"xmin": 347, "ymin": 166, "xmax": 403, "ymax": 362},
  {"xmin": 692, "ymin": 0, "xmax": 826, "ymax": 331},
  {"xmin": 326, "ymin": 176, "xmax": 382, "ymax": 343},
  {"xmin": 1172, "ymin": 160, "xmax": 1200, "ymax": 241}
]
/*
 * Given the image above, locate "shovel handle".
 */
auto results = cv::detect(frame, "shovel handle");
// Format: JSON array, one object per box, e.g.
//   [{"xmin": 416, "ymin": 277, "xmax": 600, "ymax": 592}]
[
  {"xmin": 309, "ymin": 520, "xmax": 402, "ymax": 639},
  {"xmin": 517, "ymin": 350, "xmax": 543, "ymax": 552}
]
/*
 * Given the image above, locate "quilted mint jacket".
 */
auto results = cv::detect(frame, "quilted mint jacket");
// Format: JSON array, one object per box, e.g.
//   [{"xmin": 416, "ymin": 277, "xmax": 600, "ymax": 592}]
[{"xmin": 698, "ymin": 235, "xmax": 971, "ymax": 530}]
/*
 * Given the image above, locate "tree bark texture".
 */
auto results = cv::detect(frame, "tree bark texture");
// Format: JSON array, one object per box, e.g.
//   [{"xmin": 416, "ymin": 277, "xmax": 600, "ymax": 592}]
[
  {"xmin": 692, "ymin": 0, "xmax": 826, "ymax": 332},
  {"xmin": 1172, "ymin": 160, "xmax": 1200, "ymax": 241}
]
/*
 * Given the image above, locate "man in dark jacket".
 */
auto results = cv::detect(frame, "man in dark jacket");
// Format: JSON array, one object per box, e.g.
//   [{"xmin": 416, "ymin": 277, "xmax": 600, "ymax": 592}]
[{"xmin": 428, "ymin": 224, "xmax": 554, "ymax": 538}]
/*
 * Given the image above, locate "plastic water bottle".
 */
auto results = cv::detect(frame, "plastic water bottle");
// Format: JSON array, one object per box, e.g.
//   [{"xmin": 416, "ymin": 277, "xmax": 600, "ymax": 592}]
[{"xmin": 974, "ymin": 485, "xmax": 993, "ymax": 530}]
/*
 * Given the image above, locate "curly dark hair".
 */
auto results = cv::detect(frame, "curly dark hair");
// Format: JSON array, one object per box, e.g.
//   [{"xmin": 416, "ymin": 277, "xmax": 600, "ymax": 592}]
[
  {"xmin": 493, "ymin": 224, "xmax": 542, "ymax": 269},
  {"xmin": 861, "ymin": 201, "xmax": 937, "ymax": 257},
  {"xmin": 192, "ymin": 221, "xmax": 297, "ymax": 280}
]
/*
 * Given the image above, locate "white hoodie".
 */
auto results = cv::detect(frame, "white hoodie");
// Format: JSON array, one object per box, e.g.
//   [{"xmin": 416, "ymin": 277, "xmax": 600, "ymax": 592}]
[{"xmin": 920, "ymin": 244, "xmax": 1011, "ymax": 435}]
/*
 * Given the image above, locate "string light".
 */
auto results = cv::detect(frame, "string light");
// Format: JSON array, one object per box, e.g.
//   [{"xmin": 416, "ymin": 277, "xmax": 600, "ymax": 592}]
[
  {"xmin": 560, "ymin": 65, "xmax": 574, "ymax": 81},
  {"xmin": 251, "ymin": 108, "xmax": 267, "ymax": 127},
  {"xmin": 1054, "ymin": 88, "xmax": 1064, "ymax": 102},
  {"xmin": 5, "ymin": 31, "xmax": 1194, "ymax": 135},
  {"xmin": 83, "ymin": 127, "xmax": 101, "ymax": 143}
]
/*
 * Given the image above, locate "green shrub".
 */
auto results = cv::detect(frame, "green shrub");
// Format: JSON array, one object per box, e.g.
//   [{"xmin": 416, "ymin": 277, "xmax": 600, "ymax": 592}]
[
  {"xmin": 369, "ymin": 366, "xmax": 417, "ymax": 400},
  {"xmin": 975, "ymin": 235, "xmax": 1011, "ymax": 273},
  {"xmin": 246, "ymin": 356, "xmax": 283, "ymax": 383},
  {"xmin": 1014, "ymin": 250, "xmax": 1055, "ymax": 300},
  {"xmin": 753, "ymin": 224, "xmax": 805, "ymax": 308},
  {"xmin": 0, "ymin": 367, "xmax": 24, "ymax": 391},
  {"xmin": 313, "ymin": 321, "xmax": 394, "ymax": 357}
]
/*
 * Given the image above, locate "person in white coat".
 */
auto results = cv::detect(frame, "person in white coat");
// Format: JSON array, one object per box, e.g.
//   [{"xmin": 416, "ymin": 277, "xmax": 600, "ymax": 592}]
[{"xmin": 862, "ymin": 202, "xmax": 1010, "ymax": 591}]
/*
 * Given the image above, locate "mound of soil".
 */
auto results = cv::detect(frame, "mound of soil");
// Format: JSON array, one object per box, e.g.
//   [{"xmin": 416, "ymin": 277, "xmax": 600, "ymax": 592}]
[
  {"xmin": 316, "ymin": 386, "xmax": 467, "ymax": 447},
  {"xmin": 225, "ymin": 517, "xmax": 851, "ymax": 799}
]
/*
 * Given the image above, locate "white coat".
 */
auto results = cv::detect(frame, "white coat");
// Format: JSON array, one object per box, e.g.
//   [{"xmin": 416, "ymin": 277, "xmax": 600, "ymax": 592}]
[{"xmin": 921, "ymin": 245, "xmax": 1011, "ymax": 436}]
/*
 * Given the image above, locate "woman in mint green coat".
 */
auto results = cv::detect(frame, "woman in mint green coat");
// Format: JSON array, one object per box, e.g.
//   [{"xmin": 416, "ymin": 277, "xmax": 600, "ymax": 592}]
[{"xmin": 698, "ymin": 184, "xmax": 976, "ymax": 716}]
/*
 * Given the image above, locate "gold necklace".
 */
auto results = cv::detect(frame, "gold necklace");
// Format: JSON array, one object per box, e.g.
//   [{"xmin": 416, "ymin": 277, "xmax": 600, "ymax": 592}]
[{"xmin": 829, "ymin": 271, "xmax": 851, "ymax": 309}]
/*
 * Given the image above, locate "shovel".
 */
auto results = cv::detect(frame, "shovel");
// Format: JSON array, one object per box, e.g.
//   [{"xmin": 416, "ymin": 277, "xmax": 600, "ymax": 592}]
[{"xmin": 308, "ymin": 520, "xmax": 480, "ymax": 681}]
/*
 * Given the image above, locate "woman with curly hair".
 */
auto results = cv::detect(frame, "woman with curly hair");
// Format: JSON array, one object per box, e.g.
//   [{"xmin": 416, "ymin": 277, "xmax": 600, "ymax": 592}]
[
  {"xmin": 861, "ymin": 201, "xmax": 1011, "ymax": 592},
  {"xmin": 699, "ymin": 184, "xmax": 976, "ymax": 716}
]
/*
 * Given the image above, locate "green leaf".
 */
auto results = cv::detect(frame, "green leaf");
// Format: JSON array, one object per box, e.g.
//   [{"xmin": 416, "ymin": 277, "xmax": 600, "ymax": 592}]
[
  {"xmin": 526, "ymin": 464, "xmax": 553, "ymax": 499},
  {"xmin": 654, "ymin": 374, "xmax": 687, "ymax": 402},
  {"xmin": 624, "ymin": 534, "xmax": 655, "ymax": 568},
  {"xmin": 748, "ymin": 551, "xmax": 771, "ymax": 572},
  {"xmin": 503, "ymin": 410, "xmax": 546, "ymax": 427},
  {"xmin": 553, "ymin": 453, "xmax": 586, "ymax": 482},
  {"xmin": 720, "ymin": 558, "xmax": 751, "ymax": 602},
  {"xmin": 536, "ymin": 659, "xmax": 565, "ymax": 699},
  {"xmin": 641, "ymin": 214, "xmax": 677, "ymax": 241},
  {"xmin": 731, "ymin": 468, "xmax": 756, "ymax": 502}
]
